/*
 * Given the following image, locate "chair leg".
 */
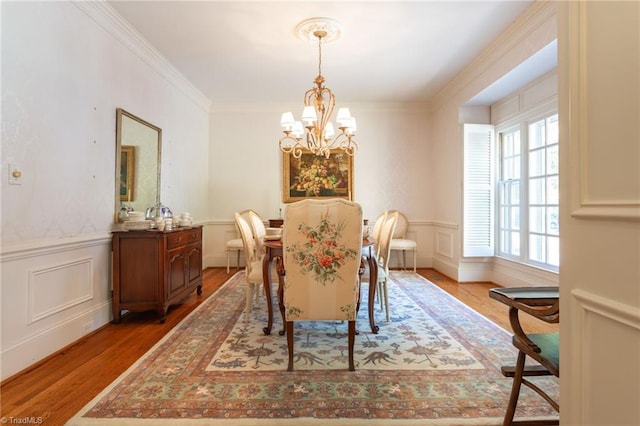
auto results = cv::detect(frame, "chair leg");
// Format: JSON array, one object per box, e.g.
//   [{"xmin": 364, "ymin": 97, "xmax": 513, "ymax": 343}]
[
  {"xmin": 245, "ymin": 282, "xmax": 253, "ymax": 321},
  {"xmin": 348, "ymin": 320, "xmax": 356, "ymax": 371},
  {"xmin": 286, "ymin": 321, "xmax": 294, "ymax": 371},
  {"xmin": 226, "ymin": 250, "xmax": 231, "ymax": 274},
  {"xmin": 413, "ymin": 249, "xmax": 416, "ymax": 272},
  {"xmin": 503, "ymin": 351, "xmax": 527, "ymax": 426},
  {"xmin": 383, "ymin": 279, "xmax": 390, "ymax": 322},
  {"xmin": 236, "ymin": 250, "xmax": 240, "ymax": 270},
  {"xmin": 402, "ymin": 250, "xmax": 407, "ymax": 270}
]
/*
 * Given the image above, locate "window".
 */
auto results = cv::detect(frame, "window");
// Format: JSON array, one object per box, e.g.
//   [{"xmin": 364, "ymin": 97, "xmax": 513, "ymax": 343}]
[
  {"xmin": 497, "ymin": 113, "xmax": 559, "ymax": 270},
  {"xmin": 463, "ymin": 112, "xmax": 559, "ymax": 272}
]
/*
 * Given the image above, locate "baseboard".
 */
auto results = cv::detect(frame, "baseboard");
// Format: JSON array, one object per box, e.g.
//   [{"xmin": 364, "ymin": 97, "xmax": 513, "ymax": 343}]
[
  {"xmin": 433, "ymin": 258, "xmax": 460, "ymax": 281},
  {"xmin": 0, "ymin": 301, "xmax": 111, "ymax": 381}
]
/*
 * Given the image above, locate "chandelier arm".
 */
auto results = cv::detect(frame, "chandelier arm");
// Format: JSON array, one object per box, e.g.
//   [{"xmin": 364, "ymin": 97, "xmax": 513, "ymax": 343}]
[
  {"xmin": 305, "ymin": 130, "xmax": 320, "ymax": 155},
  {"xmin": 326, "ymin": 132, "xmax": 358, "ymax": 154},
  {"xmin": 279, "ymin": 135, "xmax": 306, "ymax": 159},
  {"xmin": 318, "ymin": 87, "xmax": 335, "ymax": 139}
]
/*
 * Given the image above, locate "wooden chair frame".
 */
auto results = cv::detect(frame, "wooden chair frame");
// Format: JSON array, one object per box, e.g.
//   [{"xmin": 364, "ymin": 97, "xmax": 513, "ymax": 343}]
[{"xmin": 489, "ymin": 287, "xmax": 560, "ymax": 426}]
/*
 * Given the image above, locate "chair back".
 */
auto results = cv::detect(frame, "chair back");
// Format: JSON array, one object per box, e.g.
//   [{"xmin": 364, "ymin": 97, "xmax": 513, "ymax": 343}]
[
  {"xmin": 389, "ymin": 210, "xmax": 408, "ymax": 238},
  {"xmin": 377, "ymin": 211, "xmax": 399, "ymax": 271},
  {"xmin": 248, "ymin": 210, "xmax": 266, "ymax": 255},
  {"xmin": 283, "ymin": 199, "xmax": 363, "ymax": 321},
  {"xmin": 234, "ymin": 212, "xmax": 258, "ymax": 266},
  {"xmin": 371, "ymin": 211, "xmax": 388, "ymax": 247}
]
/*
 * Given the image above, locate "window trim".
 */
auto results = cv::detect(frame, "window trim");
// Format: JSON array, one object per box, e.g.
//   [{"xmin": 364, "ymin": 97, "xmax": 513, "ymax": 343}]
[{"xmin": 495, "ymin": 108, "xmax": 559, "ymax": 272}]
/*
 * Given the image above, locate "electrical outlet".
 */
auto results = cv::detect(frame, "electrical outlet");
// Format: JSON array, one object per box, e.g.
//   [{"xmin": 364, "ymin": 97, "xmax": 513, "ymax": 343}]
[{"xmin": 8, "ymin": 164, "xmax": 22, "ymax": 185}]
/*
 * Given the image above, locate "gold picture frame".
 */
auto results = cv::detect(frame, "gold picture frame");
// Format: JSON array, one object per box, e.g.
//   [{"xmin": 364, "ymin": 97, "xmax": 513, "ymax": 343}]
[
  {"xmin": 282, "ymin": 149, "xmax": 353, "ymax": 203},
  {"xmin": 119, "ymin": 145, "xmax": 135, "ymax": 202}
]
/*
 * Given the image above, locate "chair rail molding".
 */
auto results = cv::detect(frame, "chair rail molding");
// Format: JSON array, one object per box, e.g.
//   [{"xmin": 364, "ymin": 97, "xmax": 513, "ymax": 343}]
[{"xmin": 0, "ymin": 232, "xmax": 111, "ymax": 263}]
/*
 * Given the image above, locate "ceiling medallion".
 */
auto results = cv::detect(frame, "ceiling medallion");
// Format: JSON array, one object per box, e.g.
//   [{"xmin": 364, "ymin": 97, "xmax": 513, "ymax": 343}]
[{"xmin": 295, "ymin": 17, "xmax": 342, "ymax": 43}]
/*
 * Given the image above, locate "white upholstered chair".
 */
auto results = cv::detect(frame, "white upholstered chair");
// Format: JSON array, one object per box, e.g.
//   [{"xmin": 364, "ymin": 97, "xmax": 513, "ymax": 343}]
[
  {"xmin": 225, "ymin": 239, "xmax": 243, "ymax": 274},
  {"xmin": 375, "ymin": 211, "xmax": 399, "ymax": 322},
  {"xmin": 234, "ymin": 212, "xmax": 265, "ymax": 321},
  {"xmin": 277, "ymin": 199, "xmax": 363, "ymax": 371},
  {"xmin": 226, "ymin": 210, "xmax": 252, "ymax": 273},
  {"xmin": 371, "ymin": 211, "xmax": 388, "ymax": 247},
  {"xmin": 247, "ymin": 210, "xmax": 267, "ymax": 256},
  {"xmin": 369, "ymin": 211, "xmax": 388, "ymax": 308},
  {"xmin": 389, "ymin": 211, "xmax": 417, "ymax": 272}
]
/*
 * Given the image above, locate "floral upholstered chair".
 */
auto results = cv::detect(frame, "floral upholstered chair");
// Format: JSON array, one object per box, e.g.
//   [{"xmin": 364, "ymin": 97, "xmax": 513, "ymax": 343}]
[{"xmin": 277, "ymin": 199, "xmax": 363, "ymax": 371}]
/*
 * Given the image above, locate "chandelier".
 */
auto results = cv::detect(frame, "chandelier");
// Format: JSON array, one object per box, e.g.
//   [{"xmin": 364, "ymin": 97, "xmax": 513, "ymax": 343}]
[{"xmin": 279, "ymin": 18, "xmax": 357, "ymax": 159}]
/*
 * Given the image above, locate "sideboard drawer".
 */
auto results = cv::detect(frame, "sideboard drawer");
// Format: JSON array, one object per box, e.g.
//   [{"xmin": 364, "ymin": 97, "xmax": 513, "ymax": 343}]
[
  {"xmin": 167, "ymin": 228, "xmax": 201, "ymax": 250},
  {"xmin": 185, "ymin": 228, "xmax": 202, "ymax": 244},
  {"xmin": 167, "ymin": 233, "xmax": 186, "ymax": 250}
]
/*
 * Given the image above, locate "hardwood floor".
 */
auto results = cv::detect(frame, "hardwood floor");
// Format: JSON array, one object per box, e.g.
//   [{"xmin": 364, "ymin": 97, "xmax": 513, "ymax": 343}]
[{"xmin": 0, "ymin": 267, "xmax": 558, "ymax": 425}]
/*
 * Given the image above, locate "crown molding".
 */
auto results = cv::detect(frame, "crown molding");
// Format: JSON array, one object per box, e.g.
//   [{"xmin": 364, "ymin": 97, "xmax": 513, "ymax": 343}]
[
  {"xmin": 429, "ymin": 1, "xmax": 557, "ymax": 112},
  {"xmin": 74, "ymin": 1, "xmax": 211, "ymax": 113}
]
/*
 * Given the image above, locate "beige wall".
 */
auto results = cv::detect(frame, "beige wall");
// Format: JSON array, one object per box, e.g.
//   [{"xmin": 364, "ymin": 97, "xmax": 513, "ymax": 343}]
[
  {"xmin": 0, "ymin": 2, "xmax": 211, "ymax": 380},
  {"xmin": 206, "ymin": 103, "xmax": 436, "ymax": 269}
]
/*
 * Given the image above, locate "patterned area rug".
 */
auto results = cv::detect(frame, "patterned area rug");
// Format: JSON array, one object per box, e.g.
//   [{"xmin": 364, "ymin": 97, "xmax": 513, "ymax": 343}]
[
  {"xmin": 69, "ymin": 271, "xmax": 558, "ymax": 425},
  {"xmin": 207, "ymin": 272, "xmax": 483, "ymax": 372}
]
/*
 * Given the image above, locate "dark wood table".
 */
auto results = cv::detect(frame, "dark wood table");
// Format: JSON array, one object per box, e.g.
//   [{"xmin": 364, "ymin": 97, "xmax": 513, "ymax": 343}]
[{"xmin": 262, "ymin": 238, "xmax": 379, "ymax": 335}]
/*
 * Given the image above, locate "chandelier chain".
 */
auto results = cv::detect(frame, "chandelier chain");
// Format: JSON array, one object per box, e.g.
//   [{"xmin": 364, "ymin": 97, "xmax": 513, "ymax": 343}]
[{"xmin": 317, "ymin": 33, "xmax": 322, "ymax": 78}]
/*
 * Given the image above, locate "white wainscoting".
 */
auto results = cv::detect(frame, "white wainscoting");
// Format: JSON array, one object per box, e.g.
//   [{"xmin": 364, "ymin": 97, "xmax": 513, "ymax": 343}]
[
  {"xmin": 0, "ymin": 234, "xmax": 112, "ymax": 381},
  {"xmin": 28, "ymin": 257, "xmax": 94, "ymax": 324},
  {"xmin": 202, "ymin": 220, "xmax": 435, "ymax": 271},
  {"xmin": 491, "ymin": 257, "xmax": 558, "ymax": 287},
  {"xmin": 458, "ymin": 257, "xmax": 558, "ymax": 286},
  {"xmin": 431, "ymin": 221, "xmax": 558, "ymax": 286},
  {"xmin": 432, "ymin": 222, "xmax": 459, "ymax": 280},
  {"xmin": 570, "ymin": 289, "xmax": 640, "ymax": 425}
]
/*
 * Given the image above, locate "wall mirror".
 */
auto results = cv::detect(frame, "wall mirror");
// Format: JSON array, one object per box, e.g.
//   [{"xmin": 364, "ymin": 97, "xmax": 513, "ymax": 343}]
[{"xmin": 115, "ymin": 108, "xmax": 162, "ymax": 222}]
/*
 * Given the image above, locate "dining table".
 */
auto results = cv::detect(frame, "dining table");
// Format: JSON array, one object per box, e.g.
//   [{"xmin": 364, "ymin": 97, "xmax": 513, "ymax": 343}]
[{"xmin": 261, "ymin": 237, "xmax": 379, "ymax": 336}]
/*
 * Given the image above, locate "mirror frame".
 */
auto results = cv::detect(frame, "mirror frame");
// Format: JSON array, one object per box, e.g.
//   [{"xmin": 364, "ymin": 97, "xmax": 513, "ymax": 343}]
[{"xmin": 115, "ymin": 108, "xmax": 162, "ymax": 223}]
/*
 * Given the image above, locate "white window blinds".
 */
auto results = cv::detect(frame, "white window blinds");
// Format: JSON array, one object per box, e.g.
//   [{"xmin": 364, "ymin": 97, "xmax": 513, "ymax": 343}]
[{"xmin": 463, "ymin": 123, "xmax": 495, "ymax": 257}]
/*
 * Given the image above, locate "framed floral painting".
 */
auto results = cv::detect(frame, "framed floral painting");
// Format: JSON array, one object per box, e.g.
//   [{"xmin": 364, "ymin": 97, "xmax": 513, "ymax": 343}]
[{"xmin": 282, "ymin": 149, "xmax": 353, "ymax": 203}]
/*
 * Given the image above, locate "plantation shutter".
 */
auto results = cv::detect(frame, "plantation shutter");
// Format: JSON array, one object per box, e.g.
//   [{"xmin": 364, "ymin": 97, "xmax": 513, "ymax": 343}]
[{"xmin": 463, "ymin": 124, "xmax": 495, "ymax": 257}]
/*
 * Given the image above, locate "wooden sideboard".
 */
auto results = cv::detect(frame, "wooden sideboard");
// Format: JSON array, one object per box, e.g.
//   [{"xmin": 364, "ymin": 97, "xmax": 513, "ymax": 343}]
[{"xmin": 112, "ymin": 225, "xmax": 203, "ymax": 323}]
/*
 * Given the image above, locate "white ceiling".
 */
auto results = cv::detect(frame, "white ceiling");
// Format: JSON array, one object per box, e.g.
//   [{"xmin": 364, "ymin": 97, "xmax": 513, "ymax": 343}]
[{"xmin": 108, "ymin": 1, "xmax": 554, "ymax": 106}]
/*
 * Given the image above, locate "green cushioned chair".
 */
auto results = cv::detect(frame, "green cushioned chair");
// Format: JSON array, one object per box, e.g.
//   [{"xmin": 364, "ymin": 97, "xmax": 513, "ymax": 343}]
[{"xmin": 489, "ymin": 287, "xmax": 560, "ymax": 426}]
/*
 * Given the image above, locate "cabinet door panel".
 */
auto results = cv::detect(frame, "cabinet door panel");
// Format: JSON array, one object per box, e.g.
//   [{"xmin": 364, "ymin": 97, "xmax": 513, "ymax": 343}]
[
  {"xmin": 119, "ymin": 237, "xmax": 160, "ymax": 302},
  {"xmin": 168, "ymin": 250, "xmax": 187, "ymax": 299},
  {"xmin": 187, "ymin": 245, "xmax": 202, "ymax": 283}
]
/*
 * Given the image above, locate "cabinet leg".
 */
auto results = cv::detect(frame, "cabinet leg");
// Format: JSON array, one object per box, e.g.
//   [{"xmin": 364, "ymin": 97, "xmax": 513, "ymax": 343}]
[
  {"xmin": 197, "ymin": 285, "xmax": 202, "ymax": 296},
  {"xmin": 159, "ymin": 307, "xmax": 168, "ymax": 324}
]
